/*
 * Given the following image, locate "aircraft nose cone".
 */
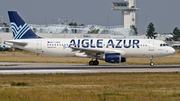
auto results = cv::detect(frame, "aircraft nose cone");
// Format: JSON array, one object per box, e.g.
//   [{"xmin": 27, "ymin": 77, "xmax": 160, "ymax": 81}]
[{"xmin": 169, "ymin": 47, "xmax": 175, "ymax": 55}]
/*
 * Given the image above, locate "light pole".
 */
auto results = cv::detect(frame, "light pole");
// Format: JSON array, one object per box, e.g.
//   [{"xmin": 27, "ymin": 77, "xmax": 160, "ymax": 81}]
[
  {"xmin": 107, "ymin": 15, "xmax": 109, "ymax": 27},
  {"xmin": 136, "ymin": 13, "xmax": 139, "ymax": 31},
  {"xmin": 45, "ymin": 14, "xmax": 47, "ymax": 26},
  {"xmin": 145, "ymin": 12, "xmax": 148, "ymax": 34}
]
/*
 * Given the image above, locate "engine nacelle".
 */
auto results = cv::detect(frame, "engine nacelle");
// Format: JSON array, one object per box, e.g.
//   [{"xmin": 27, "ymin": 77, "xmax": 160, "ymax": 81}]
[{"xmin": 99, "ymin": 53, "xmax": 126, "ymax": 63}]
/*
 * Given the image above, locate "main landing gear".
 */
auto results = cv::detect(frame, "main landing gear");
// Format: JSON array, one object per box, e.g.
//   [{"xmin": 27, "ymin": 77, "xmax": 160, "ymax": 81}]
[
  {"xmin": 150, "ymin": 56, "xmax": 154, "ymax": 66},
  {"xmin": 89, "ymin": 59, "xmax": 99, "ymax": 66}
]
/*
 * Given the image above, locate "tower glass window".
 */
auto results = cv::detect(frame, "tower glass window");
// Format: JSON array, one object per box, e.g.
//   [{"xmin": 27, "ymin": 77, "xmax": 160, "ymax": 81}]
[{"xmin": 115, "ymin": 3, "xmax": 129, "ymax": 7}]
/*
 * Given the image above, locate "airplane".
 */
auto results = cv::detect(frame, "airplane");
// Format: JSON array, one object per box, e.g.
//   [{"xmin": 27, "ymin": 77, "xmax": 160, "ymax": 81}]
[{"xmin": 4, "ymin": 11, "xmax": 175, "ymax": 66}]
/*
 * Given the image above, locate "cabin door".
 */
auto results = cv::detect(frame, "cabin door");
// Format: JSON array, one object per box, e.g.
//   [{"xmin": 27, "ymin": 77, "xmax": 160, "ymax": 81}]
[
  {"xmin": 149, "ymin": 41, "xmax": 154, "ymax": 51},
  {"xmin": 36, "ymin": 40, "xmax": 42, "ymax": 50}
]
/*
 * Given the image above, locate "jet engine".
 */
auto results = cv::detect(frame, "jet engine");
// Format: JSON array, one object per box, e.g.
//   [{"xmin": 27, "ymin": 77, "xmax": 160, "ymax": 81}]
[{"xmin": 99, "ymin": 53, "xmax": 126, "ymax": 63}]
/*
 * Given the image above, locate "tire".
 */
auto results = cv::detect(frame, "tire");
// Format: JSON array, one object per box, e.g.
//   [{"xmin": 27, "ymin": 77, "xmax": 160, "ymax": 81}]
[
  {"xmin": 89, "ymin": 61, "xmax": 94, "ymax": 66},
  {"xmin": 94, "ymin": 61, "xmax": 99, "ymax": 65},
  {"xmin": 96, "ymin": 61, "xmax": 99, "ymax": 65},
  {"xmin": 150, "ymin": 62, "xmax": 154, "ymax": 66}
]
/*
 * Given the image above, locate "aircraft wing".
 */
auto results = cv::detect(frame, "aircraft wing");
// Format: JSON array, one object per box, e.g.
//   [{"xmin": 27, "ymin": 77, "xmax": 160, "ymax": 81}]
[
  {"xmin": 4, "ymin": 40, "xmax": 28, "ymax": 46},
  {"xmin": 70, "ymin": 47, "xmax": 115, "ymax": 57}
]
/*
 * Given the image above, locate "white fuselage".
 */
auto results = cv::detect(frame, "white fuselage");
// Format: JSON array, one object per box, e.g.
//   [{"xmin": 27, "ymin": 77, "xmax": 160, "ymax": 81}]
[{"xmin": 9, "ymin": 38, "xmax": 175, "ymax": 58}]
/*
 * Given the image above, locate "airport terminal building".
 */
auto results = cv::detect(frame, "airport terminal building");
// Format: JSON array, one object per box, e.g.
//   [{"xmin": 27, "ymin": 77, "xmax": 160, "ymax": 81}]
[
  {"xmin": 0, "ymin": 0, "xmax": 175, "ymax": 47},
  {"xmin": 0, "ymin": 0, "xmax": 139, "ymax": 39}
]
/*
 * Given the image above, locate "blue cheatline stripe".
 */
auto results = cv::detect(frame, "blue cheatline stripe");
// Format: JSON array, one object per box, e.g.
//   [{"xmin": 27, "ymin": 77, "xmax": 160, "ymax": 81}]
[
  {"xmin": 11, "ymin": 23, "xmax": 29, "ymax": 39},
  {"xmin": 10, "ymin": 22, "xmax": 30, "ymax": 39},
  {"xmin": 19, "ymin": 27, "xmax": 30, "ymax": 39},
  {"xmin": 16, "ymin": 26, "xmax": 29, "ymax": 39},
  {"xmin": 13, "ymin": 25, "xmax": 28, "ymax": 39},
  {"xmin": 14, "ymin": 24, "xmax": 28, "ymax": 39},
  {"xmin": 11, "ymin": 23, "xmax": 24, "ymax": 37},
  {"xmin": 11, "ymin": 25, "xmax": 20, "ymax": 37},
  {"xmin": 11, "ymin": 23, "xmax": 24, "ymax": 39}
]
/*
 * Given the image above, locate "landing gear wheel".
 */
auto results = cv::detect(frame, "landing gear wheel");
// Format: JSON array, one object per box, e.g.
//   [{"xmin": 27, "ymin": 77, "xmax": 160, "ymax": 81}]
[
  {"xmin": 89, "ymin": 59, "xmax": 99, "ymax": 66},
  {"xmin": 89, "ymin": 61, "xmax": 94, "ymax": 65},
  {"xmin": 97, "ymin": 61, "xmax": 99, "ymax": 65},
  {"xmin": 150, "ymin": 62, "xmax": 154, "ymax": 66},
  {"xmin": 150, "ymin": 56, "xmax": 154, "ymax": 66},
  {"xmin": 94, "ymin": 61, "xmax": 99, "ymax": 65}
]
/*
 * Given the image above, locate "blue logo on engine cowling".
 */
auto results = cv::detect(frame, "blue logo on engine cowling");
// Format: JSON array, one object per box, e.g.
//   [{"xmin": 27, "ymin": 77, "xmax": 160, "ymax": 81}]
[{"xmin": 69, "ymin": 39, "xmax": 140, "ymax": 48}]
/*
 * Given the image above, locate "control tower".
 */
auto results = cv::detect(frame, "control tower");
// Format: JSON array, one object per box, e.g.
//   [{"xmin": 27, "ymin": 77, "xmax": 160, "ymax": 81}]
[{"xmin": 111, "ymin": 0, "xmax": 139, "ymax": 29}]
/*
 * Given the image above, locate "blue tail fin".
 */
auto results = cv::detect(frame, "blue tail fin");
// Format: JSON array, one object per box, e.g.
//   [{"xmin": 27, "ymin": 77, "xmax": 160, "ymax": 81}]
[{"xmin": 8, "ymin": 11, "xmax": 41, "ymax": 39}]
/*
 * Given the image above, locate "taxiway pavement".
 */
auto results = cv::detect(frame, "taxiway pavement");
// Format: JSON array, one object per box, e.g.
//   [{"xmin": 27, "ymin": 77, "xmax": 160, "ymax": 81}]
[{"xmin": 0, "ymin": 62, "xmax": 179, "ymax": 74}]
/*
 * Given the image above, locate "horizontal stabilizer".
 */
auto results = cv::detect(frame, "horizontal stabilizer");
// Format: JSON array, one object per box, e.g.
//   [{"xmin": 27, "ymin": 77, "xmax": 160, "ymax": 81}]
[{"xmin": 4, "ymin": 40, "xmax": 27, "ymax": 46}]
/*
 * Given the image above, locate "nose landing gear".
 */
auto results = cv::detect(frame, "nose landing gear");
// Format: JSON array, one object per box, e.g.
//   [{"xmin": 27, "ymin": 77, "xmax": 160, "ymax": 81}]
[
  {"xmin": 150, "ymin": 56, "xmax": 154, "ymax": 66},
  {"xmin": 89, "ymin": 59, "xmax": 99, "ymax": 65}
]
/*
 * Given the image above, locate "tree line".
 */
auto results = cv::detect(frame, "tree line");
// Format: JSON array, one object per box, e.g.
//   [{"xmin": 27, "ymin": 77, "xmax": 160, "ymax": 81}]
[
  {"xmin": 166, "ymin": 27, "xmax": 180, "ymax": 41},
  {"xmin": 132, "ymin": 22, "xmax": 180, "ymax": 41},
  {"xmin": 68, "ymin": 22, "xmax": 180, "ymax": 38},
  {"xmin": 131, "ymin": 22, "xmax": 158, "ymax": 39}
]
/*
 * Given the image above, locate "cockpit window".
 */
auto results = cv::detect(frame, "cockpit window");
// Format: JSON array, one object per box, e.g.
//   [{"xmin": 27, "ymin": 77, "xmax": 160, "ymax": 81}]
[{"xmin": 160, "ymin": 44, "xmax": 169, "ymax": 47}]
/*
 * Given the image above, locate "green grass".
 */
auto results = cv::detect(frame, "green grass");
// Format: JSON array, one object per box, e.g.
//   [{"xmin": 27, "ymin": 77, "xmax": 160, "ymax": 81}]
[
  {"xmin": 0, "ymin": 73, "xmax": 180, "ymax": 100},
  {"xmin": 10, "ymin": 81, "xmax": 29, "ymax": 86},
  {"xmin": 0, "ymin": 49, "xmax": 180, "ymax": 65}
]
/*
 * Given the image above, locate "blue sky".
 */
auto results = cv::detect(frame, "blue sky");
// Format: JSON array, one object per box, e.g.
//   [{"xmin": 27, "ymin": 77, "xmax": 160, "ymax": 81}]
[{"xmin": 0, "ymin": 0, "xmax": 180, "ymax": 34}]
